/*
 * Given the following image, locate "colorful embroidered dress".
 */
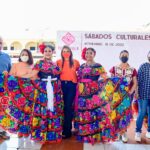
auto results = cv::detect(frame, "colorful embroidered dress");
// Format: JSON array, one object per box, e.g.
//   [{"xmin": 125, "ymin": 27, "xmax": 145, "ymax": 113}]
[
  {"xmin": 110, "ymin": 66, "xmax": 137, "ymax": 90},
  {"xmin": 0, "ymin": 60, "xmax": 63, "ymax": 143},
  {"xmin": 75, "ymin": 63, "xmax": 132, "ymax": 144},
  {"xmin": 0, "ymin": 74, "xmax": 33, "ymax": 136},
  {"xmin": 31, "ymin": 60, "xmax": 64, "ymax": 142},
  {"xmin": 75, "ymin": 63, "xmax": 116, "ymax": 144},
  {"xmin": 110, "ymin": 66, "xmax": 137, "ymax": 131}
]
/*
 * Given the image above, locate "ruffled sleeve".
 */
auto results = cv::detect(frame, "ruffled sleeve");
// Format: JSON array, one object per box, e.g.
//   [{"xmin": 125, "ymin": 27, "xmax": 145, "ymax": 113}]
[
  {"xmin": 98, "ymin": 64, "xmax": 106, "ymax": 75},
  {"xmin": 132, "ymin": 68, "xmax": 137, "ymax": 78},
  {"xmin": 109, "ymin": 66, "xmax": 115, "ymax": 76}
]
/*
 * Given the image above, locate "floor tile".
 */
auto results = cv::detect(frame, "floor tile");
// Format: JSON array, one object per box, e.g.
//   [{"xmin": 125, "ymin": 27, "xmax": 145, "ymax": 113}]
[
  {"xmin": 84, "ymin": 143, "xmax": 104, "ymax": 150},
  {"xmin": 0, "ymin": 120, "xmax": 150, "ymax": 150}
]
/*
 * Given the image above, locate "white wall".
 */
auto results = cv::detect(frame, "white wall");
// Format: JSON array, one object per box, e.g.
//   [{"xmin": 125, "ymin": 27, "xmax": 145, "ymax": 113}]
[{"xmin": 57, "ymin": 31, "xmax": 150, "ymax": 75}]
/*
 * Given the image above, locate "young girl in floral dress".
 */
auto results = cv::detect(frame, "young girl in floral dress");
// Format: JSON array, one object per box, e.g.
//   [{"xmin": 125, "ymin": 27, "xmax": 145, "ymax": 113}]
[{"xmin": 27, "ymin": 43, "xmax": 64, "ymax": 143}]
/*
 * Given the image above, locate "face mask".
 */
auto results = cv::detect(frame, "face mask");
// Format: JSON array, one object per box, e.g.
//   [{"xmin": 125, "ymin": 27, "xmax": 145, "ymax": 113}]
[
  {"xmin": 20, "ymin": 56, "xmax": 29, "ymax": 62},
  {"xmin": 121, "ymin": 56, "xmax": 128, "ymax": 63},
  {"xmin": 62, "ymin": 53, "xmax": 71, "ymax": 58}
]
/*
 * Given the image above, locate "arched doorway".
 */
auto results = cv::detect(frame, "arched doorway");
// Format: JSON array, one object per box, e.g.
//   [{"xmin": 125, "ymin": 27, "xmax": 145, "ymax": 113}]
[
  {"xmin": 25, "ymin": 41, "xmax": 37, "ymax": 51},
  {"xmin": 10, "ymin": 41, "xmax": 22, "ymax": 51},
  {"xmin": 3, "ymin": 42, "xmax": 8, "ymax": 50}
]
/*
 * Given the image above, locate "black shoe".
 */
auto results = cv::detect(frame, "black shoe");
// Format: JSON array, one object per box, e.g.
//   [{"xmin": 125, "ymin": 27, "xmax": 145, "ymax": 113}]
[{"xmin": 62, "ymin": 134, "xmax": 72, "ymax": 139}]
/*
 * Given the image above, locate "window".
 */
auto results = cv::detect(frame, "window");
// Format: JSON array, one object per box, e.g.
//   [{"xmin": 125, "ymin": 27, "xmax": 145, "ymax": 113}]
[
  {"xmin": 30, "ymin": 47, "xmax": 35, "ymax": 51},
  {"xmin": 3, "ymin": 47, "xmax": 7, "ymax": 50},
  {"xmin": 11, "ymin": 47, "xmax": 14, "ymax": 50}
]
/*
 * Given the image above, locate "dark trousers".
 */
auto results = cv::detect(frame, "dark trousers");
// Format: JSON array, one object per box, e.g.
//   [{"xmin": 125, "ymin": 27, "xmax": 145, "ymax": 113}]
[{"xmin": 61, "ymin": 81, "xmax": 77, "ymax": 136}]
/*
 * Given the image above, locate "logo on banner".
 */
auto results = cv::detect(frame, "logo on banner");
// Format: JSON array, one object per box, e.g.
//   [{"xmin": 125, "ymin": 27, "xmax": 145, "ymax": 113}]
[{"xmin": 62, "ymin": 32, "xmax": 75, "ymax": 45}]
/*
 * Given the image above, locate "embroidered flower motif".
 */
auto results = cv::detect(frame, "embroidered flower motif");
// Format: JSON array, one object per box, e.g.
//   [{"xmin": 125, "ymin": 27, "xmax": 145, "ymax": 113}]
[
  {"xmin": 1, "ymin": 117, "xmax": 11, "ymax": 127},
  {"xmin": 120, "ymin": 120, "xmax": 126, "ymax": 128},
  {"xmin": 99, "ymin": 91, "xmax": 108, "ymax": 101},
  {"xmin": 79, "ymin": 83, "xmax": 84, "ymax": 93},
  {"xmin": 105, "ymin": 83, "xmax": 114, "ymax": 94},
  {"xmin": 98, "ymin": 67, "xmax": 105, "ymax": 74},
  {"xmin": 24, "ymin": 86, "xmax": 33, "ymax": 93},
  {"xmin": 110, "ymin": 110, "xmax": 116, "ymax": 120},
  {"xmin": 79, "ymin": 99, "xmax": 85, "ymax": 107},
  {"xmin": 90, "ymin": 82, "xmax": 98, "ymax": 89},
  {"xmin": 24, "ymin": 106, "xmax": 31, "ymax": 113},
  {"xmin": 0, "ymin": 96, "xmax": 9, "ymax": 105},
  {"xmin": 20, "ymin": 125, "xmax": 28, "ymax": 133},
  {"xmin": 116, "ymin": 68, "xmax": 122, "ymax": 74},
  {"xmin": 125, "ymin": 86, "xmax": 129, "ymax": 92},
  {"xmin": 8, "ymin": 80, "xmax": 18, "ymax": 90},
  {"xmin": 14, "ymin": 111, "xmax": 22, "ymax": 119},
  {"xmin": 113, "ymin": 92, "xmax": 120, "ymax": 102},
  {"xmin": 43, "ymin": 133, "xmax": 47, "ymax": 140},
  {"xmin": 93, "ymin": 95, "xmax": 100, "ymax": 105},
  {"xmin": 32, "ymin": 117, "xmax": 39, "ymax": 127},
  {"xmin": 126, "ymin": 69, "xmax": 132, "ymax": 74},
  {"xmin": 17, "ymin": 97, "xmax": 26, "ymax": 106},
  {"xmin": 82, "ymin": 67, "xmax": 91, "ymax": 74},
  {"xmin": 47, "ymin": 132, "xmax": 56, "ymax": 140},
  {"xmin": 0, "ymin": 87, "xmax": 4, "ymax": 93},
  {"xmin": 42, "ymin": 63, "xmax": 50, "ymax": 71},
  {"xmin": 84, "ymin": 111, "xmax": 91, "ymax": 121},
  {"xmin": 35, "ymin": 130, "xmax": 41, "ymax": 138}
]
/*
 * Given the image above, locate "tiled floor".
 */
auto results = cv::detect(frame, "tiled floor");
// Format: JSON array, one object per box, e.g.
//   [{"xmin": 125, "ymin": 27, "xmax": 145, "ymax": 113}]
[
  {"xmin": 0, "ymin": 120, "xmax": 150, "ymax": 150},
  {"xmin": 84, "ymin": 142, "xmax": 150, "ymax": 150},
  {"xmin": 0, "ymin": 134, "xmax": 41, "ymax": 150},
  {"xmin": 41, "ymin": 137, "xmax": 83, "ymax": 150}
]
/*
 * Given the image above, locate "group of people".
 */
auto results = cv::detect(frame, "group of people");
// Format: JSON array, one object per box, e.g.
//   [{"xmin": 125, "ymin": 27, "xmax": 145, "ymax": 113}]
[{"xmin": 0, "ymin": 36, "xmax": 150, "ymax": 144}]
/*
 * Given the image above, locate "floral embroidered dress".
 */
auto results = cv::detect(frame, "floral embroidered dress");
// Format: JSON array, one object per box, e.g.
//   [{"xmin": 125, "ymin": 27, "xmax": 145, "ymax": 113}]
[
  {"xmin": 108, "ymin": 65, "xmax": 137, "ymax": 135},
  {"xmin": 74, "ymin": 63, "xmax": 132, "ymax": 144},
  {"xmin": 30, "ymin": 60, "xmax": 64, "ymax": 143},
  {"xmin": 0, "ymin": 60, "xmax": 63, "ymax": 143},
  {"xmin": 0, "ymin": 74, "xmax": 34, "ymax": 136},
  {"xmin": 74, "ymin": 63, "xmax": 117, "ymax": 144},
  {"xmin": 110, "ymin": 66, "xmax": 137, "ymax": 90}
]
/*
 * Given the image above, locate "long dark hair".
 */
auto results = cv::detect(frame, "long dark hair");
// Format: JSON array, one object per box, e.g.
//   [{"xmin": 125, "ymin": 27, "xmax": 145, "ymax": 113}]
[
  {"xmin": 18, "ymin": 49, "xmax": 33, "ymax": 65},
  {"xmin": 61, "ymin": 45, "xmax": 74, "ymax": 68}
]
